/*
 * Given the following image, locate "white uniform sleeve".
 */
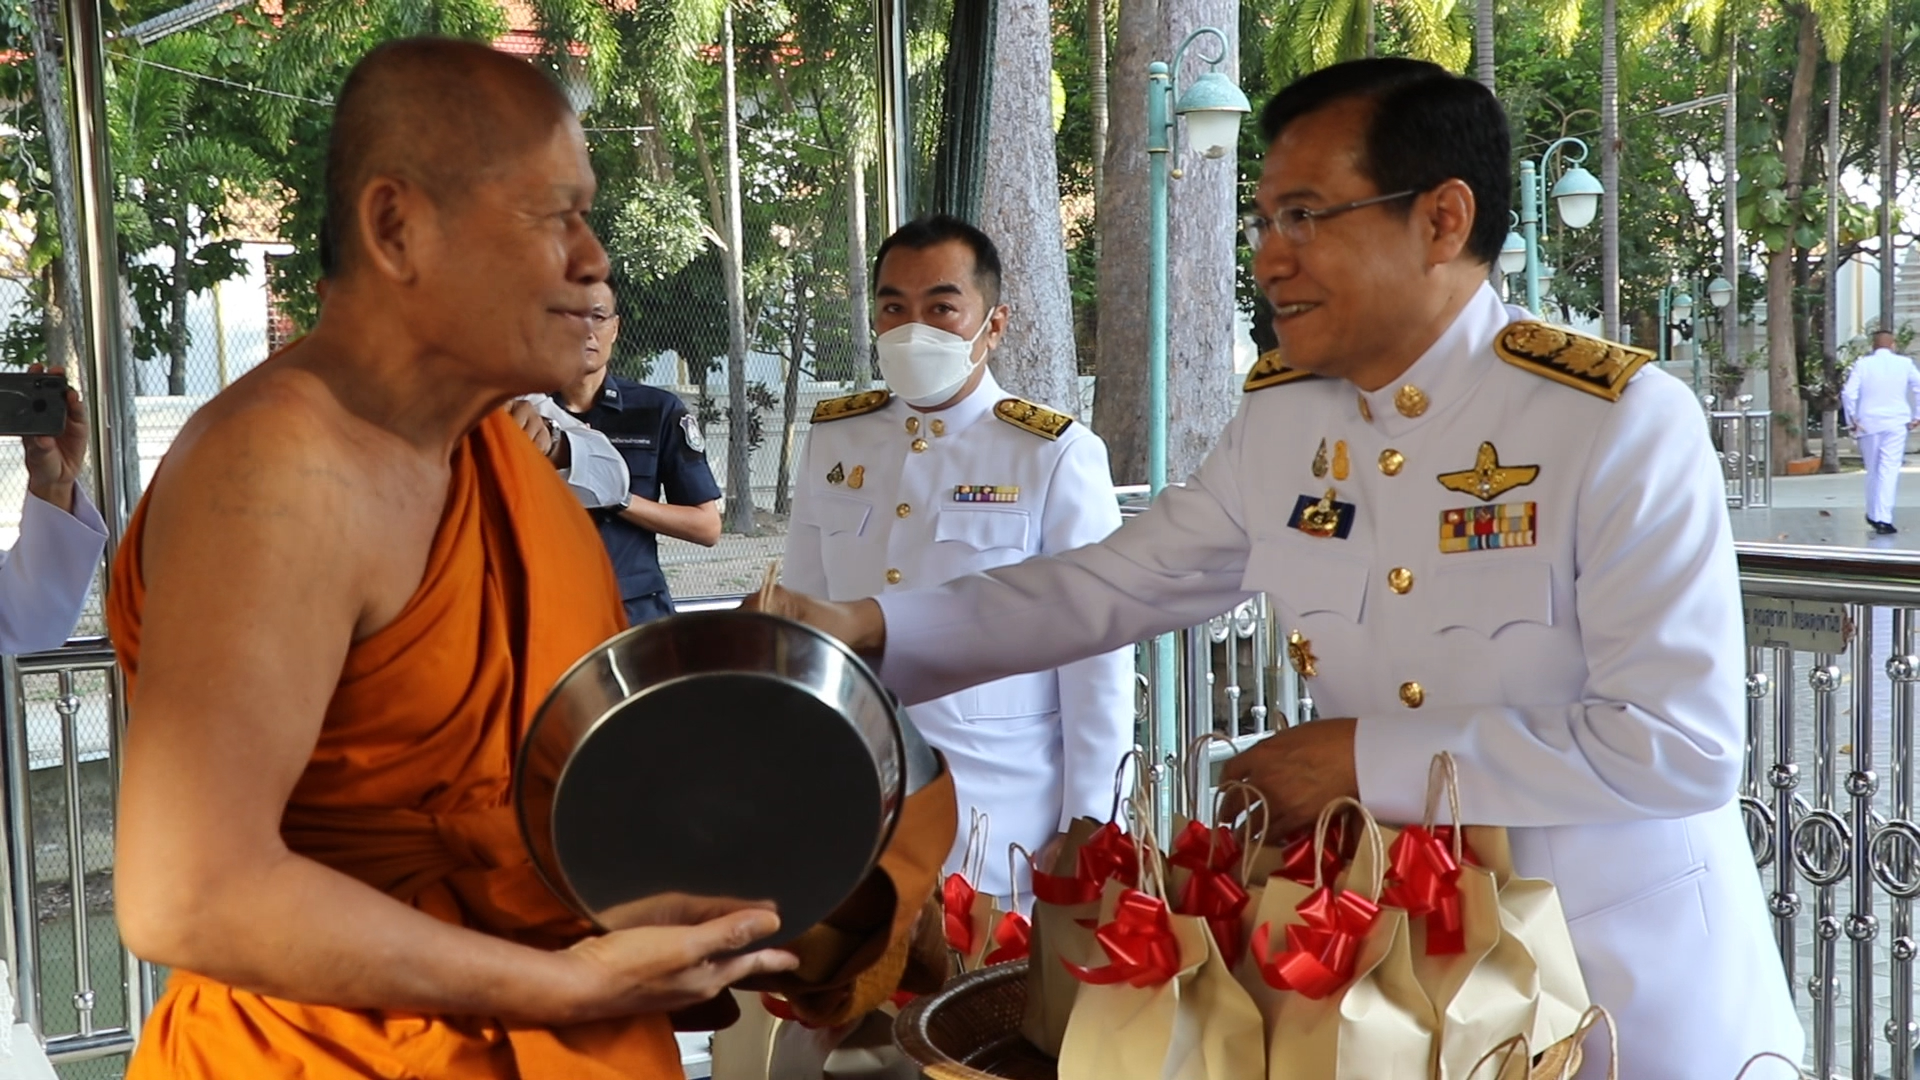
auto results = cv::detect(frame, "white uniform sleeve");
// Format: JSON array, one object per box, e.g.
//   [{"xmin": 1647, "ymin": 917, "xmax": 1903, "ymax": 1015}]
[
  {"xmin": 877, "ymin": 405, "xmax": 1260, "ymax": 706},
  {"xmin": 781, "ymin": 433, "xmax": 830, "ymax": 598},
  {"xmin": 1843, "ymin": 361, "xmax": 1863, "ymax": 427},
  {"xmin": 1904, "ymin": 359, "xmax": 1920, "ymax": 424},
  {"xmin": 1355, "ymin": 375, "xmax": 1746, "ymax": 826},
  {"xmin": 524, "ymin": 396, "xmax": 630, "ymax": 510},
  {"xmin": 1041, "ymin": 434, "xmax": 1135, "ymax": 828},
  {"xmin": 0, "ymin": 487, "xmax": 107, "ymax": 654}
]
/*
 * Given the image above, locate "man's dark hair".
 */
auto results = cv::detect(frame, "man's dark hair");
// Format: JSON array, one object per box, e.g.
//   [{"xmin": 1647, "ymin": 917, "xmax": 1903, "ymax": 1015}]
[
  {"xmin": 320, "ymin": 38, "xmax": 574, "ymax": 277},
  {"xmin": 1258, "ymin": 58, "xmax": 1511, "ymax": 266},
  {"xmin": 873, "ymin": 214, "xmax": 1004, "ymax": 306},
  {"xmin": 1875, "ymin": 328, "xmax": 1897, "ymax": 343}
]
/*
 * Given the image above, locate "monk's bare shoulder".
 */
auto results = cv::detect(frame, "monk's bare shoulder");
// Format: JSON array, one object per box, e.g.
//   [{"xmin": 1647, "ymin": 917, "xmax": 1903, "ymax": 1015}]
[{"xmin": 141, "ymin": 346, "xmax": 450, "ymax": 637}]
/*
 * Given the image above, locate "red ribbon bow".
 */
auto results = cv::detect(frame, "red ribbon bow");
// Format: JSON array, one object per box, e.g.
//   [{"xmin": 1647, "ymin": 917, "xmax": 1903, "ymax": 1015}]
[
  {"xmin": 1064, "ymin": 888, "xmax": 1183, "ymax": 988},
  {"xmin": 942, "ymin": 872, "xmax": 980, "ymax": 956},
  {"xmin": 983, "ymin": 910, "xmax": 1032, "ymax": 965},
  {"xmin": 1032, "ymin": 822, "xmax": 1141, "ymax": 906},
  {"xmin": 1169, "ymin": 819, "xmax": 1242, "ymax": 874},
  {"xmin": 1274, "ymin": 817, "xmax": 1353, "ymax": 886},
  {"xmin": 1380, "ymin": 824, "xmax": 1469, "ymax": 955},
  {"xmin": 1252, "ymin": 885, "xmax": 1380, "ymax": 999},
  {"xmin": 1077, "ymin": 822, "xmax": 1142, "ymax": 887},
  {"xmin": 1175, "ymin": 865, "xmax": 1250, "ymax": 962}
]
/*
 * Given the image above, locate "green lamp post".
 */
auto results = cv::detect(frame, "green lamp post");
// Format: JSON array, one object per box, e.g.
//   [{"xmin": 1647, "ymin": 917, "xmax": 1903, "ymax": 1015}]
[{"xmin": 1144, "ymin": 28, "xmax": 1247, "ymax": 814}]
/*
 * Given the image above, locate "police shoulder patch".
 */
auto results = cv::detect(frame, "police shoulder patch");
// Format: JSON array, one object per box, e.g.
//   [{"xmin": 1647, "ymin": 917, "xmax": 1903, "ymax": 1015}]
[
  {"xmin": 1243, "ymin": 348, "xmax": 1318, "ymax": 392},
  {"xmin": 994, "ymin": 397, "xmax": 1074, "ymax": 440},
  {"xmin": 1494, "ymin": 321, "xmax": 1653, "ymax": 402},
  {"xmin": 810, "ymin": 389, "xmax": 892, "ymax": 423}
]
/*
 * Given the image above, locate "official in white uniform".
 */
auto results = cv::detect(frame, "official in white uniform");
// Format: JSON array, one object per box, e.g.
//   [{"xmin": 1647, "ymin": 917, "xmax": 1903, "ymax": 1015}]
[
  {"xmin": 768, "ymin": 62, "xmax": 1801, "ymax": 1075},
  {"xmin": 784, "ymin": 216, "xmax": 1133, "ymax": 902},
  {"xmin": 1841, "ymin": 328, "xmax": 1919, "ymax": 534},
  {"xmin": 3, "ymin": 369, "xmax": 107, "ymax": 655}
]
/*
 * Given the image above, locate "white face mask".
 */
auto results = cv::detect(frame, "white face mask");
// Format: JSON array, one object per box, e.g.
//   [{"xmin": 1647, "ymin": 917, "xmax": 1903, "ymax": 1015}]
[{"xmin": 875, "ymin": 318, "xmax": 991, "ymax": 407}]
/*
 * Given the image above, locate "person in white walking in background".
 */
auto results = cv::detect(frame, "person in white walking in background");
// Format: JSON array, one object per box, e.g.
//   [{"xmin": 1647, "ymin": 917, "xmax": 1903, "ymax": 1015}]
[{"xmin": 1842, "ymin": 328, "xmax": 1920, "ymax": 535}]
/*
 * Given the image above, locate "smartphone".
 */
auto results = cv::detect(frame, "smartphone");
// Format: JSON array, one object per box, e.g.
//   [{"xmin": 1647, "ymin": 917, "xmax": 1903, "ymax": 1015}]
[{"xmin": 0, "ymin": 372, "xmax": 68, "ymax": 437}]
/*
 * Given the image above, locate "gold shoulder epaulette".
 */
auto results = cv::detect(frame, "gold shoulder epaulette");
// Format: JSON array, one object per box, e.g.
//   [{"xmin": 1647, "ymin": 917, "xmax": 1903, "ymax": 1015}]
[
  {"xmin": 810, "ymin": 389, "xmax": 892, "ymax": 423},
  {"xmin": 1243, "ymin": 348, "xmax": 1318, "ymax": 392},
  {"xmin": 994, "ymin": 397, "xmax": 1074, "ymax": 440},
  {"xmin": 1494, "ymin": 321, "xmax": 1653, "ymax": 402}
]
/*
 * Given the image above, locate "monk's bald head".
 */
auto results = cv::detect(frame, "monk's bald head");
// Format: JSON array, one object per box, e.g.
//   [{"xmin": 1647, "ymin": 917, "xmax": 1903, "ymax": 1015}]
[{"xmin": 321, "ymin": 38, "xmax": 577, "ymax": 277}]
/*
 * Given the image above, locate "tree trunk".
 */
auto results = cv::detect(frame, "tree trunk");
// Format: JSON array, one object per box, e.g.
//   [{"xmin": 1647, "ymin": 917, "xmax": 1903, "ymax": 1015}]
[
  {"xmin": 1822, "ymin": 57, "xmax": 1840, "ymax": 473},
  {"xmin": 1767, "ymin": 8, "xmax": 1818, "ymax": 472},
  {"xmin": 28, "ymin": 0, "xmax": 85, "ymax": 375},
  {"xmin": 979, "ymin": 0, "xmax": 1079, "ymax": 410},
  {"xmin": 846, "ymin": 151, "xmax": 873, "ymax": 388},
  {"xmin": 1723, "ymin": 33, "xmax": 1740, "ymax": 391},
  {"xmin": 775, "ymin": 283, "xmax": 809, "ymax": 516},
  {"xmin": 1090, "ymin": 0, "xmax": 1110, "ymax": 209},
  {"xmin": 168, "ymin": 219, "xmax": 190, "ymax": 395},
  {"xmin": 720, "ymin": 5, "xmax": 757, "ymax": 535},
  {"xmin": 1475, "ymin": 0, "xmax": 1494, "ymax": 91},
  {"xmin": 1881, "ymin": 0, "xmax": 1895, "ymax": 331},
  {"xmin": 1091, "ymin": 0, "xmax": 1159, "ymax": 482},
  {"xmin": 1600, "ymin": 0, "xmax": 1619, "ymax": 340}
]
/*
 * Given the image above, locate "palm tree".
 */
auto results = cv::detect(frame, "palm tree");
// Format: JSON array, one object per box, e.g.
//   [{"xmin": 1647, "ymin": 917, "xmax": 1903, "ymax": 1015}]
[{"xmin": 1265, "ymin": 0, "xmax": 1470, "ymax": 82}]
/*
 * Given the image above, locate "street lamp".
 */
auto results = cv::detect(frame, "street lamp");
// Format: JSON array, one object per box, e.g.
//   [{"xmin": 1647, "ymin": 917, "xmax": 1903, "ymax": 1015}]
[
  {"xmin": 1517, "ymin": 137, "xmax": 1604, "ymax": 315},
  {"xmin": 1657, "ymin": 284, "xmax": 1696, "ymax": 388},
  {"xmin": 1145, "ymin": 26, "xmax": 1247, "ymax": 830},
  {"xmin": 1147, "ymin": 27, "xmax": 1249, "ymax": 495}
]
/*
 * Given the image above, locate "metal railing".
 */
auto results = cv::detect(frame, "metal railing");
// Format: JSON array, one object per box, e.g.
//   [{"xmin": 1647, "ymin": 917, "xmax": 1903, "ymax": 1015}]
[
  {"xmin": 16, "ymin": 542, "xmax": 1920, "ymax": 1076},
  {"xmin": 1710, "ymin": 407, "xmax": 1774, "ymax": 508},
  {"xmin": 1, "ymin": 641, "xmax": 152, "ymax": 1068}
]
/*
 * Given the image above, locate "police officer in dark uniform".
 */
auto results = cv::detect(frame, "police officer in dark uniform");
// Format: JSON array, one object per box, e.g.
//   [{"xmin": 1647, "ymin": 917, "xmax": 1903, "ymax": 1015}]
[{"xmin": 554, "ymin": 281, "xmax": 723, "ymax": 624}]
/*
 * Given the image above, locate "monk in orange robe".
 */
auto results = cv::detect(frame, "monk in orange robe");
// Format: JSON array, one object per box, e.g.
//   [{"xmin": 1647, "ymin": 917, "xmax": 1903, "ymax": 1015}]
[{"xmin": 108, "ymin": 39, "xmax": 815, "ymax": 1078}]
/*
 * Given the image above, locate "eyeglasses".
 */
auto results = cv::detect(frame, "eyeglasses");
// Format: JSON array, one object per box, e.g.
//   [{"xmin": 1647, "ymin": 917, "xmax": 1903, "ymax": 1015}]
[
  {"xmin": 588, "ymin": 312, "xmax": 617, "ymax": 327},
  {"xmin": 1241, "ymin": 189, "xmax": 1421, "ymax": 249}
]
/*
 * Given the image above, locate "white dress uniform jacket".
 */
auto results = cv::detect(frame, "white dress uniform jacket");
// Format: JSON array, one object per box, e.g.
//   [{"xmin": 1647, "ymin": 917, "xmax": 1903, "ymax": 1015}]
[
  {"xmin": 873, "ymin": 286, "xmax": 1802, "ymax": 1076},
  {"xmin": 785, "ymin": 368, "xmax": 1133, "ymax": 900},
  {"xmin": 1, "ymin": 488, "xmax": 107, "ymax": 654},
  {"xmin": 1842, "ymin": 346, "xmax": 1920, "ymax": 436}
]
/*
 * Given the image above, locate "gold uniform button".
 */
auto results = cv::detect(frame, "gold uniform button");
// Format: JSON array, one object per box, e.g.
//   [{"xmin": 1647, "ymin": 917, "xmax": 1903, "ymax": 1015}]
[
  {"xmin": 905, "ymin": 416, "xmax": 920, "ymax": 434},
  {"xmin": 931, "ymin": 419, "xmax": 946, "ymax": 437},
  {"xmin": 1395, "ymin": 384, "xmax": 1429, "ymax": 418},
  {"xmin": 1357, "ymin": 394, "xmax": 1373, "ymax": 423},
  {"xmin": 911, "ymin": 438, "xmax": 929, "ymax": 453},
  {"xmin": 885, "ymin": 568, "xmax": 902, "ymax": 585},
  {"xmin": 1388, "ymin": 568, "xmax": 1414, "ymax": 594},
  {"xmin": 896, "ymin": 503, "xmax": 911, "ymax": 518},
  {"xmin": 1400, "ymin": 681, "xmax": 1425, "ymax": 708},
  {"xmin": 1379, "ymin": 449, "xmax": 1405, "ymax": 476}
]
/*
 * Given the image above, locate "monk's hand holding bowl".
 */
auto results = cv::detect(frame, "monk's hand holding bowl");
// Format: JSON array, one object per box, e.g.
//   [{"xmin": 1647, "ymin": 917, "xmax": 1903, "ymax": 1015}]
[
  {"xmin": 555, "ymin": 901, "xmax": 798, "ymax": 1022},
  {"xmin": 744, "ymin": 584, "xmax": 886, "ymax": 658}
]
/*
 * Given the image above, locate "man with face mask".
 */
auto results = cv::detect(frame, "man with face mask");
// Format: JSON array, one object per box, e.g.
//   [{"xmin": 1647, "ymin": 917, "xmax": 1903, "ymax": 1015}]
[{"xmin": 782, "ymin": 215, "xmax": 1132, "ymax": 904}]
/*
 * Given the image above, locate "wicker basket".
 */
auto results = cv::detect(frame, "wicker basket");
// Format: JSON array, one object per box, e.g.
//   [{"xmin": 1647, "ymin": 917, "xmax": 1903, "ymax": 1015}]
[{"xmin": 893, "ymin": 961, "xmax": 1057, "ymax": 1080}]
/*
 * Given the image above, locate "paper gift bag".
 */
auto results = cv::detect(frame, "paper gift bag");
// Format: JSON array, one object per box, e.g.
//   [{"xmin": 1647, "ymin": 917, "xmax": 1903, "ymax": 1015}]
[
  {"xmin": 1057, "ymin": 831, "xmax": 1266, "ymax": 1080},
  {"xmin": 1250, "ymin": 797, "xmax": 1436, "ymax": 1080},
  {"xmin": 1367, "ymin": 754, "xmax": 1537, "ymax": 1080},
  {"xmin": 1391, "ymin": 758, "xmax": 1589, "ymax": 1052},
  {"xmin": 943, "ymin": 809, "xmax": 1000, "ymax": 972},
  {"xmin": 980, "ymin": 844, "xmax": 1033, "ymax": 967},
  {"xmin": 1021, "ymin": 752, "xmax": 1149, "ymax": 1056}
]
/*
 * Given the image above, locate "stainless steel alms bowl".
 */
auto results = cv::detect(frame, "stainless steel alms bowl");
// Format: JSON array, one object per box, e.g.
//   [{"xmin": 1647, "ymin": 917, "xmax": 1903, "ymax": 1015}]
[{"xmin": 515, "ymin": 609, "xmax": 933, "ymax": 945}]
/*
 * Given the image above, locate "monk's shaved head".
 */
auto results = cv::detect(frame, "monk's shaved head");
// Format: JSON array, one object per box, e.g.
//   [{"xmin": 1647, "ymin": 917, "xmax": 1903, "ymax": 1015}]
[{"xmin": 321, "ymin": 37, "xmax": 577, "ymax": 276}]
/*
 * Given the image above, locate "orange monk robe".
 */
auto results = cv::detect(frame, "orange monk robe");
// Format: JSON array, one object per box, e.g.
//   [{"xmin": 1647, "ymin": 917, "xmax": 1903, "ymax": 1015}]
[{"xmin": 109, "ymin": 409, "xmax": 684, "ymax": 1079}]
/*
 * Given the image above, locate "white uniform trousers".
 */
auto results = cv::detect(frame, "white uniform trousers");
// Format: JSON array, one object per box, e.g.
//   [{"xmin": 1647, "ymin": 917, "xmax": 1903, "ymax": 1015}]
[{"xmin": 1860, "ymin": 426, "xmax": 1907, "ymax": 524}]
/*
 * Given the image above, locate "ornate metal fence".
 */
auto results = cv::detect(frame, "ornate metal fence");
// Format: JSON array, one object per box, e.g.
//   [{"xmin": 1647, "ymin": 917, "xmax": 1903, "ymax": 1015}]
[{"xmin": 16, "ymin": 543, "xmax": 1920, "ymax": 1076}]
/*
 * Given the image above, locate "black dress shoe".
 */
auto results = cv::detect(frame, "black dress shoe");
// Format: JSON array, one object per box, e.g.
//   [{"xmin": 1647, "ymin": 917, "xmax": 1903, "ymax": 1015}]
[
  {"xmin": 1870, "ymin": 515, "xmax": 1885, "ymax": 531},
  {"xmin": 1886, "ymin": 522, "xmax": 1902, "ymax": 535}
]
